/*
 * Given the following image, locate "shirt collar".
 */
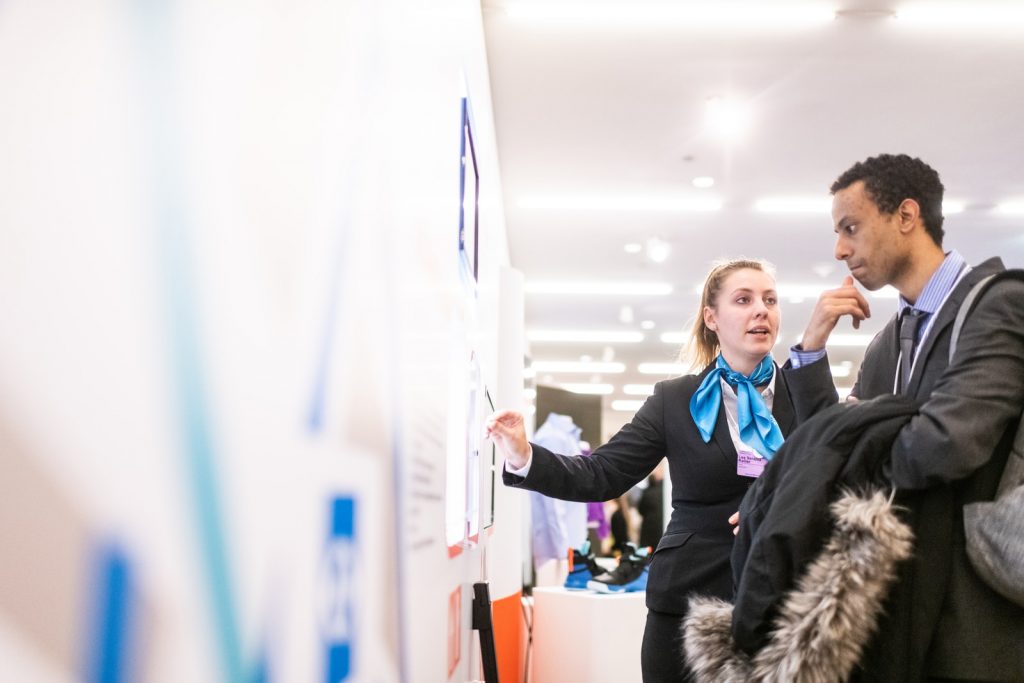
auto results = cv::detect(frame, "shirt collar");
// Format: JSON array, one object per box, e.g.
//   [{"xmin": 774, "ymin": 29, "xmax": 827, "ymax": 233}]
[
  {"xmin": 897, "ymin": 249, "xmax": 967, "ymax": 315},
  {"xmin": 718, "ymin": 361, "xmax": 777, "ymax": 397}
]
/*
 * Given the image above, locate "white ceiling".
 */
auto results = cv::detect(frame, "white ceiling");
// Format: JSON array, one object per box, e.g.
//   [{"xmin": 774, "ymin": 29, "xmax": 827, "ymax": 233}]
[{"xmin": 482, "ymin": 0, "xmax": 1024, "ymax": 435}]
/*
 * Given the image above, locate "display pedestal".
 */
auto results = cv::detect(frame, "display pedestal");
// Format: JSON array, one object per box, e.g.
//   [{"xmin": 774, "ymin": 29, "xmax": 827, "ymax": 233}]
[{"xmin": 531, "ymin": 586, "xmax": 646, "ymax": 683}]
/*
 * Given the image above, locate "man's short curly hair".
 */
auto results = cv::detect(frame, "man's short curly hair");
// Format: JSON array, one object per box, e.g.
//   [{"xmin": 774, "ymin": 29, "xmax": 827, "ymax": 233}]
[{"xmin": 830, "ymin": 153, "xmax": 945, "ymax": 247}]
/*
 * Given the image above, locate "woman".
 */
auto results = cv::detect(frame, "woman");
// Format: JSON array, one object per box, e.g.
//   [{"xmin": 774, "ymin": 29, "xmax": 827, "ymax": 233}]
[{"xmin": 486, "ymin": 259, "xmax": 836, "ymax": 682}]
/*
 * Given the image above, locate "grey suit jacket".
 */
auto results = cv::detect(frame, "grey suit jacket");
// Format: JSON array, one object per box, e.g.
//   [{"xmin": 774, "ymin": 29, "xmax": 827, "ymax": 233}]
[{"xmin": 844, "ymin": 257, "xmax": 1024, "ymax": 681}]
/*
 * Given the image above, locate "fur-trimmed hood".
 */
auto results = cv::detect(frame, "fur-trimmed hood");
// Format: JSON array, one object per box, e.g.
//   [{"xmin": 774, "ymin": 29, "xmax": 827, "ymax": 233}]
[{"xmin": 683, "ymin": 490, "xmax": 914, "ymax": 682}]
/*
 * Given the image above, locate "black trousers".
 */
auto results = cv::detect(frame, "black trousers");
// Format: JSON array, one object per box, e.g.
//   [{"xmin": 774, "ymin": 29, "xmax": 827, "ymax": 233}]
[{"xmin": 641, "ymin": 609, "xmax": 694, "ymax": 683}]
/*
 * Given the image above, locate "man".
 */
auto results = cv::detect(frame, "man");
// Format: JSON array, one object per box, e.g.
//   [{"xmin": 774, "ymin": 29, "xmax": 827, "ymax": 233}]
[{"xmin": 789, "ymin": 153, "xmax": 1024, "ymax": 680}]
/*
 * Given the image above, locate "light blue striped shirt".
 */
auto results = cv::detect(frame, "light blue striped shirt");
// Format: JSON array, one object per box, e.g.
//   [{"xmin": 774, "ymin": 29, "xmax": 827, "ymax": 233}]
[
  {"xmin": 896, "ymin": 250, "xmax": 968, "ymax": 344},
  {"xmin": 790, "ymin": 250, "xmax": 968, "ymax": 367}
]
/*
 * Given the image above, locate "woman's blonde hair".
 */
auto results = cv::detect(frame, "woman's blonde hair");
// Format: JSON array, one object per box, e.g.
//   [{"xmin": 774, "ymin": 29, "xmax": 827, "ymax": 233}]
[{"xmin": 679, "ymin": 258, "xmax": 776, "ymax": 371}]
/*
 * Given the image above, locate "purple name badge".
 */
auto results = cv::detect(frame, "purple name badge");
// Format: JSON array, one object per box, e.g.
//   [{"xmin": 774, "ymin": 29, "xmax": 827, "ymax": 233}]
[{"xmin": 737, "ymin": 448, "xmax": 766, "ymax": 478}]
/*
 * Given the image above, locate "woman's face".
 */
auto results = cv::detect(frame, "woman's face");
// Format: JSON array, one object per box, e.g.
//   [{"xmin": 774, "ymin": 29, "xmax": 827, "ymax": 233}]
[{"xmin": 703, "ymin": 268, "xmax": 780, "ymax": 373}]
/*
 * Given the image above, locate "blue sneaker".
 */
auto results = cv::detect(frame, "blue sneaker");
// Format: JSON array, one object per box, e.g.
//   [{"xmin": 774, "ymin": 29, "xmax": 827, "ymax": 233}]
[
  {"xmin": 587, "ymin": 545, "xmax": 651, "ymax": 593},
  {"xmin": 564, "ymin": 541, "xmax": 602, "ymax": 590}
]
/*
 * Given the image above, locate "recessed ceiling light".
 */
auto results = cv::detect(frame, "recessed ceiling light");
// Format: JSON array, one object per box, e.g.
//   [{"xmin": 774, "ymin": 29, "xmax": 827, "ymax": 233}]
[
  {"xmin": 518, "ymin": 195, "xmax": 722, "ymax": 212},
  {"xmin": 640, "ymin": 320, "xmax": 656, "ymax": 330},
  {"xmin": 705, "ymin": 96, "xmax": 751, "ymax": 142},
  {"xmin": 559, "ymin": 383, "xmax": 614, "ymax": 395},
  {"xmin": 624, "ymin": 242, "xmax": 643, "ymax": 254},
  {"xmin": 611, "ymin": 400, "xmax": 646, "ymax": 412},
  {"xmin": 660, "ymin": 332, "xmax": 689, "ymax": 344},
  {"xmin": 692, "ymin": 176, "xmax": 715, "ymax": 189},
  {"xmin": 623, "ymin": 384, "xmax": 655, "ymax": 396},
  {"xmin": 532, "ymin": 361, "xmax": 626, "ymax": 373},
  {"xmin": 525, "ymin": 282, "xmax": 673, "ymax": 296},
  {"xmin": 527, "ymin": 330, "xmax": 644, "ymax": 343},
  {"xmin": 619, "ymin": 305, "xmax": 635, "ymax": 324},
  {"xmin": 645, "ymin": 237, "xmax": 671, "ymax": 263}
]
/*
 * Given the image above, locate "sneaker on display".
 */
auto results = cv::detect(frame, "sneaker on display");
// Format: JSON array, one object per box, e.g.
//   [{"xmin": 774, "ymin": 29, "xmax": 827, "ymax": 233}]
[
  {"xmin": 563, "ymin": 540, "xmax": 603, "ymax": 591},
  {"xmin": 586, "ymin": 544, "xmax": 651, "ymax": 593}
]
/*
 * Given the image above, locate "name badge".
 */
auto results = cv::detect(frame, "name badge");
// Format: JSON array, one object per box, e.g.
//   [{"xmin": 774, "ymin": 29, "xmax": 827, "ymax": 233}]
[{"xmin": 737, "ymin": 447, "xmax": 766, "ymax": 478}]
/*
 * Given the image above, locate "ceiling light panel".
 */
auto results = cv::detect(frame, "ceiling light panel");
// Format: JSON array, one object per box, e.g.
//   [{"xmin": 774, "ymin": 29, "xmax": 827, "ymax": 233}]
[
  {"xmin": 995, "ymin": 200, "xmax": 1024, "ymax": 215},
  {"xmin": 525, "ymin": 281, "xmax": 673, "ymax": 296},
  {"xmin": 503, "ymin": 4, "xmax": 836, "ymax": 27},
  {"xmin": 623, "ymin": 384, "xmax": 655, "ymax": 396},
  {"xmin": 791, "ymin": 334, "xmax": 872, "ymax": 347},
  {"xmin": 558, "ymin": 383, "xmax": 615, "ymax": 395},
  {"xmin": 754, "ymin": 197, "xmax": 831, "ymax": 214},
  {"xmin": 517, "ymin": 196, "xmax": 722, "ymax": 212},
  {"xmin": 611, "ymin": 400, "xmax": 646, "ymax": 412},
  {"xmin": 895, "ymin": 4, "xmax": 1024, "ymax": 28},
  {"xmin": 637, "ymin": 362, "xmax": 687, "ymax": 375},
  {"xmin": 532, "ymin": 361, "xmax": 626, "ymax": 373},
  {"xmin": 527, "ymin": 330, "xmax": 644, "ymax": 343}
]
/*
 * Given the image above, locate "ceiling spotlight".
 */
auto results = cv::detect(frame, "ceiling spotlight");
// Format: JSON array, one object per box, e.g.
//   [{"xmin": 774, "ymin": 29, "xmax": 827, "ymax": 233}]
[
  {"xmin": 692, "ymin": 176, "xmax": 715, "ymax": 189},
  {"xmin": 640, "ymin": 320, "xmax": 656, "ymax": 330},
  {"xmin": 705, "ymin": 96, "xmax": 751, "ymax": 142},
  {"xmin": 645, "ymin": 237, "xmax": 671, "ymax": 263}
]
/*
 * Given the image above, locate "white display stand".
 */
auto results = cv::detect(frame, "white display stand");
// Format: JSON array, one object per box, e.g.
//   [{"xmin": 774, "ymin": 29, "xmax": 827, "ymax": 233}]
[{"xmin": 531, "ymin": 586, "xmax": 647, "ymax": 683}]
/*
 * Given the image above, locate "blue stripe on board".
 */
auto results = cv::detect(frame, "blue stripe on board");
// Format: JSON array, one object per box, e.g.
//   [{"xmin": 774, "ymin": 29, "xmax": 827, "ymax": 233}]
[
  {"xmin": 87, "ymin": 546, "xmax": 132, "ymax": 683},
  {"xmin": 129, "ymin": 2, "xmax": 251, "ymax": 681}
]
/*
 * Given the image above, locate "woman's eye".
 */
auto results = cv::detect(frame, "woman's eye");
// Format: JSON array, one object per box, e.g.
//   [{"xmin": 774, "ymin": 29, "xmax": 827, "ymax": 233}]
[
  {"xmin": 736, "ymin": 297, "xmax": 749, "ymax": 304},
  {"xmin": 765, "ymin": 297, "xmax": 777, "ymax": 306}
]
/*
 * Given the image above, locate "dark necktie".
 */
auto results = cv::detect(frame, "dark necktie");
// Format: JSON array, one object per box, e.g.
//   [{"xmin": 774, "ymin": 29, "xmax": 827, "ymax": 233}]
[{"xmin": 898, "ymin": 308, "xmax": 925, "ymax": 393}]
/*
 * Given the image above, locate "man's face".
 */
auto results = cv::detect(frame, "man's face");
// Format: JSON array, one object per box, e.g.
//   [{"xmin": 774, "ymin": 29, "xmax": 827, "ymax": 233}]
[{"xmin": 831, "ymin": 180, "xmax": 907, "ymax": 291}]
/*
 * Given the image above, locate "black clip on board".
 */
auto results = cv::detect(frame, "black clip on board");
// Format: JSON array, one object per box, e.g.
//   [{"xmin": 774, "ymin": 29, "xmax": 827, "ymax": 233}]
[{"xmin": 472, "ymin": 582, "xmax": 500, "ymax": 682}]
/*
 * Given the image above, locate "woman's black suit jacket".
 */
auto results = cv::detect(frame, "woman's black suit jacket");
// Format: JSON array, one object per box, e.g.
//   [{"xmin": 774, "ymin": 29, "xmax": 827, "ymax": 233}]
[{"xmin": 503, "ymin": 362, "xmax": 835, "ymax": 615}]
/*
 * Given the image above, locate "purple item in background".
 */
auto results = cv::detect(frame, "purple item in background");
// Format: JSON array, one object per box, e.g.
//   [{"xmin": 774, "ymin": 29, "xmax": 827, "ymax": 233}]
[{"xmin": 581, "ymin": 448, "xmax": 610, "ymax": 539}]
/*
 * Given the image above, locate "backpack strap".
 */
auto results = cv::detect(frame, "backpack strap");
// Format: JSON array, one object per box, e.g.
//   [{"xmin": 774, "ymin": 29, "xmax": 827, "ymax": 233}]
[{"xmin": 949, "ymin": 269, "xmax": 1024, "ymax": 363}]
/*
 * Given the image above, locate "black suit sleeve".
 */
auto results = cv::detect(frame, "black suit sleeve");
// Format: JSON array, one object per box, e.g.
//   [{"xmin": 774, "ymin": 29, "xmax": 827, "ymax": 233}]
[
  {"xmin": 892, "ymin": 279, "xmax": 1024, "ymax": 489},
  {"xmin": 502, "ymin": 381, "xmax": 668, "ymax": 502},
  {"xmin": 780, "ymin": 354, "xmax": 840, "ymax": 422}
]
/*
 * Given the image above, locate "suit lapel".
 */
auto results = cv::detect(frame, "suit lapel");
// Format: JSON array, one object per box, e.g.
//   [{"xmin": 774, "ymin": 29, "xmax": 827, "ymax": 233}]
[
  {"xmin": 691, "ymin": 363, "xmax": 738, "ymax": 465},
  {"xmin": 907, "ymin": 258, "xmax": 1005, "ymax": 395}
]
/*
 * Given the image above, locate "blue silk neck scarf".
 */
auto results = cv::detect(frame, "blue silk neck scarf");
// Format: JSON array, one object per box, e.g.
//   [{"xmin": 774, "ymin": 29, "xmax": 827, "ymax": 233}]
[{"xmin": 689, "ymin": 354, "xmax": 784, "ymax": 460}]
